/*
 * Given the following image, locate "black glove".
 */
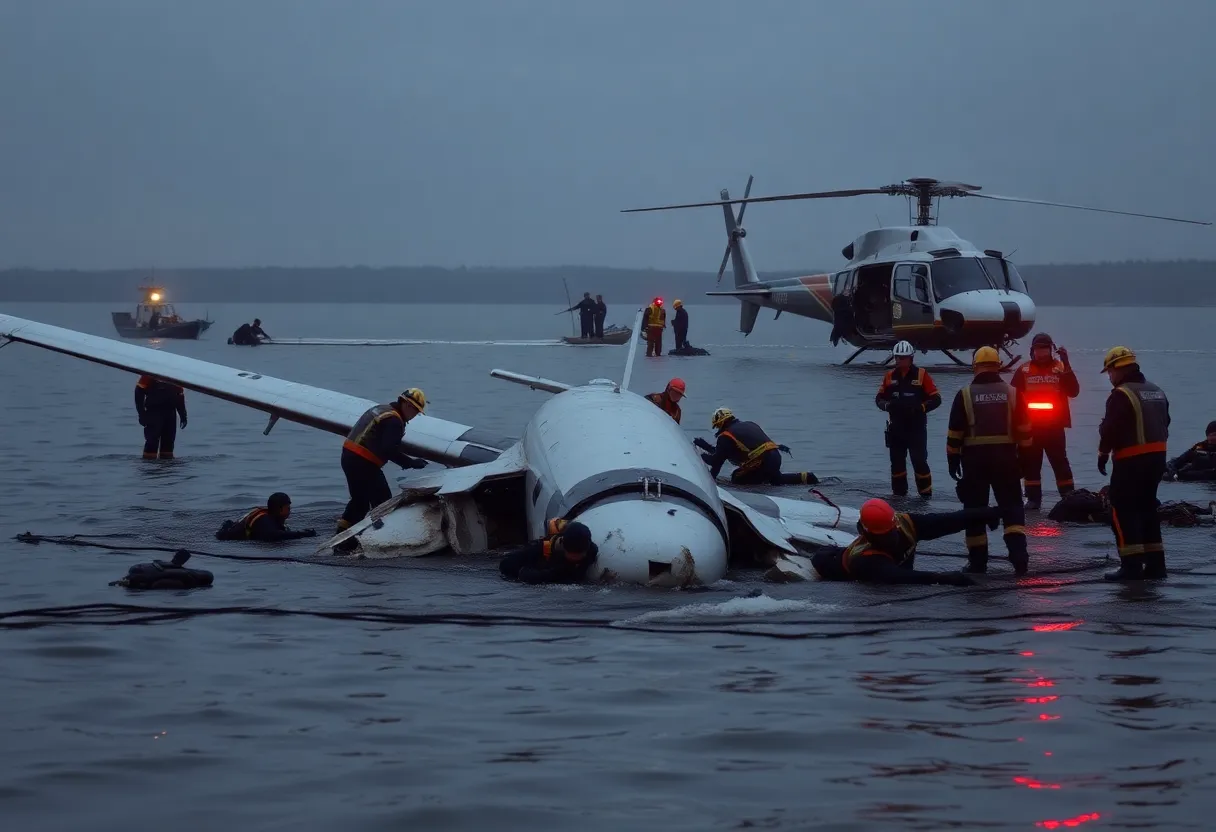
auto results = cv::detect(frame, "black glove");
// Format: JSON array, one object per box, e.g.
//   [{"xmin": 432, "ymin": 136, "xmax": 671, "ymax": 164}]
[
  {"xmin": 179, "ymin": 416, "xmax": 188, "ymax": 429},
  {"xmin": 694, "ymin": 437, "xmax": 714, "ymax": 452},
  {"xmin": 302, "ymin": 529, "xmax": 317, "ymax": 538},
  {"xmin": 938, "ymin": 572, "xmax": 976, "ymax": 587},
  {"xmin": 948, "ymin": 455, "xmax": 962, "ymax": 481},
  {"xmin": 1098, "ymin": 453, "xmax": 1108, "ymax": 476},
  {"xmin": 877, "ymin": 400, "xmax": 890, "ymax": 412},
  {"xmin": 777, "ymin": 444, "xmax": 791, "ymax": 455}
]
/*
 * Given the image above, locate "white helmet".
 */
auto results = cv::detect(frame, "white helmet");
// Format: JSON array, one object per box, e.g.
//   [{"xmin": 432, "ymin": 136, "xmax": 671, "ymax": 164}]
[{"xmin": 892, "ymin": 340, "xmax": 915, "ymax": 358}]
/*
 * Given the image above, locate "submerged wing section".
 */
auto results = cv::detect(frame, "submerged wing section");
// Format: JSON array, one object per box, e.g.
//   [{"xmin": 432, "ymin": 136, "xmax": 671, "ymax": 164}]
[
  {"xmin": 0, "ymin": 313, "xmax": 513, "ymax": 467},
  {"xmin": 718, "ymin": 487, "xmax": 859, "ymax": 551}
]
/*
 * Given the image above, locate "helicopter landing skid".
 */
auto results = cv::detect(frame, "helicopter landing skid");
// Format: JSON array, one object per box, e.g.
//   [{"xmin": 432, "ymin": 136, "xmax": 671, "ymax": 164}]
[
  {"xmin": 842, "ymin": 345, "xmax": 869, "ymax": 365},
  {"xmin": 940, "ymin": 349, "xmax": 968, "ymax": 367}
]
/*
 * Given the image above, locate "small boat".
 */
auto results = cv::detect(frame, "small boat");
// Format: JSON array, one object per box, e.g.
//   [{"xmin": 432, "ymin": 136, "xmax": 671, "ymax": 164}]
[
  {"xmin": 561, "ymin": 324, "xmax": 633, "ymax": 346},
  {"xmin": 111, "ymin": 286, "xmax": 212, "ymax": 340}
]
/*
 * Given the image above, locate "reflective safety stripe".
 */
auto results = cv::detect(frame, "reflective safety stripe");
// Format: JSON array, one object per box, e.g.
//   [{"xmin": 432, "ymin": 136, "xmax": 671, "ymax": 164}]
[
  {"xmin": 343, "ymin": 440, "xmax": 386, "ymax": 467},
  {"xmin": 960, "ymin": 382, "xmax": 1015, "ymax": 446},
  {"xmin": 541, "ymin": 534, "xmax": 562, "ymax": 560},
  {"xmin": 721, "ymin": 431, "xmax": 779, "ymax": 462},
  {"xmin": 1027, "ymin": 402, "xmax": 1054, "ymax": 411},
  {"xmin": 240, "ymin": 507, "xmax": 268, "ymax": 538},
  {"xmin": 1112, "ymin": 382, "xmax": 1170, "ymax": 460}
]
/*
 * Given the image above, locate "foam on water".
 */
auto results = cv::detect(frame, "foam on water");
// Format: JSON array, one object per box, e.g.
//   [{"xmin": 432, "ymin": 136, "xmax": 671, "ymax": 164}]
[{"xmin": 617, "ymin": 594, "xmax": 839, "ymax": 625}]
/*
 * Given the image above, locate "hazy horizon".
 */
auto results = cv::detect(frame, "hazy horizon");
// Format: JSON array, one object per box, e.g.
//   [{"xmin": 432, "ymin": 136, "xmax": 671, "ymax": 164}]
[{"xmin": 0, "ymin": 1, "xmax": 1213, "ymax": 272}]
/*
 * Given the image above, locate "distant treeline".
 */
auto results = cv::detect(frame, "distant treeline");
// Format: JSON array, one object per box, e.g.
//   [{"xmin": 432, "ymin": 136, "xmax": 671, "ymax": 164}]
[{"xmin": 0, "ymin": 260, "xmax": 1212, "ymax": 305}]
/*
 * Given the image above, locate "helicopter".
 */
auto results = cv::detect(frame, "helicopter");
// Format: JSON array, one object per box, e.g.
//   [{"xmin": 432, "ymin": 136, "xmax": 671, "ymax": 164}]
[{"xmin": 623, "ymin": 177, "xmax": 1211, "ymax": 367}]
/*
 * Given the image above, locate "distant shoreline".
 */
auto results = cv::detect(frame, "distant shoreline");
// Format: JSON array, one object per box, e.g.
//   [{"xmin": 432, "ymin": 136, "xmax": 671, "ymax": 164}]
[{"xmin": 1, "ymin": 260, "xmax": 1213, "ymax": 305}]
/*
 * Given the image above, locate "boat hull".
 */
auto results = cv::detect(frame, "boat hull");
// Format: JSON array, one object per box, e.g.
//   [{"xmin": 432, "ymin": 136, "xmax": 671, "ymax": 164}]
[
  {"xmin": 111, "ymin": 313, "xmax": 211, "ymax": 340},
  {"xmin": 561, "ymin": 328, "xmax": 632, "ymax": 346}
]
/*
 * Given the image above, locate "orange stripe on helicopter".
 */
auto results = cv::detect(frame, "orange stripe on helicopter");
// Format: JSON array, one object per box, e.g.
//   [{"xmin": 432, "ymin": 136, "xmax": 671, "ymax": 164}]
[{"xmin": 797, "ymin": 274, "xmax": 835, "ymax": 315}]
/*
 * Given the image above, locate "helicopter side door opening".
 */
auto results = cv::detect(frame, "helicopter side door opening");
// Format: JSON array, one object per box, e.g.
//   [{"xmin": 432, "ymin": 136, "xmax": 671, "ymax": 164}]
[
  {"xmin": 891, "ymin": 263, "xmax": 936, "ymax": 334},
  {"xmin": 852, "ymin": 264, "xmax": 894, "ymax": 338}
]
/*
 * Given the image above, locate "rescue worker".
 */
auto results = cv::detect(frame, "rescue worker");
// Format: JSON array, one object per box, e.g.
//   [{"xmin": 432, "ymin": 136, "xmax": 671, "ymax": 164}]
[
  {"xmin": 1164, "ymin": 421, "xmax": 1216, "ymax": 481},
  {"xmin": 1098, "ymin": 346, "xmax": 1170, "ymax": 581},
  {"xmin": 811, "ymin": 498, "xmax": 1004, "ymax": 585},
  {"xmin": 334, "ymin": 389, "xmax": 429, "ymax": 551},
  {"xmin": 215, "ymin": 492, "xmax": 317, "ymax": 542},
  {"xmin": 1012, "ymin": 332, "xmax": 1079, "ymax": 509},
  {"xmin": 231, "ymin": 319, "xmax": 270, "ymax": 345},
  {"xmin": 645, "ymin": 378, "xmax": 685, "ymax": 423},
  {"xmin": 875, "ymin": 340, "xmax": 941, "ymax": 497},
  {"xmin": 672, "ymin": 300, "xmax": 689, "ymax": 351},
  {"xmin": 135, "ymin": 375, "xmax": 187, "ymax": 459},
  {"xmin": 696, "ymin": 407, "xmax": 818, "ymax": 485},
  {"xmin": 593, "ymin": 295, "xmax": 607, "ymax": 339},
  {"xmin": 945, "ymin": 347, "xmax": 1031, "ymax": 575},
  {"xmin": 645, "ymin": 297, "xmax": 666, "ymax": 357},
  {"xmin": 566, "ymin": 292, "xmax": 598, "ymax": 339},
  {"xmin": 499, "ymin": 519, "xmax": 598, "ymax": 585}
]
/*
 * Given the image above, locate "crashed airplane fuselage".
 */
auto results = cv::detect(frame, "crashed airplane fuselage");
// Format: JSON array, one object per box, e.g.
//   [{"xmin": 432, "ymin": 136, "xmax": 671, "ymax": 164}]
[{"xmin": 0, "ymin": 310, "xmax": 860, "ymax": 588}]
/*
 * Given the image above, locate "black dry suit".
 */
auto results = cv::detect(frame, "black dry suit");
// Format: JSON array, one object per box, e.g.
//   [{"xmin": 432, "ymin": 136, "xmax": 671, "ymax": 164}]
[
  {"xmin": 135, "ymin": 375, "xmax": 187, "ymax": 459},
  {"xmin": 499, "ymin": 521, "xmax": 599, "ymax": 585},
  {"xmin": 699, "ymin": 418, "xmax": 818, "ymax": 486},
  {"xmin": 216, "ymin": 507, "xmax": 316, "ymax": 542},
  {"xmin": 811, "ymin": 508, "xmax": 1000, "ymax": 586}
]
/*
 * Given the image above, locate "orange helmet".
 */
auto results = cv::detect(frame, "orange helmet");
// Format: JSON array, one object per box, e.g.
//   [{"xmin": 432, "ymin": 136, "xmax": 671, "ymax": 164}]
[
  {"xmin": 859, "ymin": 498, "xmax": 897, "ymax": 535},
  {"xmin": 667, "ymin": 378, "xmax": 686, "ymax": 395}
]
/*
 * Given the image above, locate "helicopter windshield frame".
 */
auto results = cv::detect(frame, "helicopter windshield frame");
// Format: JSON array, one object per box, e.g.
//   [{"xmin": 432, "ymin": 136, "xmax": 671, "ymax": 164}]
[
  {"xmin": 929, "ymin": 257, "xmax": 998, "ymax": 303},
  {"xmin": 979, "ymin": 256, "xmax": 1028, "ymax": 294}
]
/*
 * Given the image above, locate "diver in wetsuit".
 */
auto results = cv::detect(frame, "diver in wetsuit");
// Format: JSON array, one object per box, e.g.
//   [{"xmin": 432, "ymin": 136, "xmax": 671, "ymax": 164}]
[
  {"xmin": 811, "ymin": 498, "xmax": 998, "ymax": 585},
  {"xmin": 135, "ymin": 375, "xmax": 187, "ymax": 459},
  {"xmin": 216, "ymin": 492, "xmax": 317, "ymax": 541},
  {"xmin": 334, "ymin": 389, "xmax": 429, "ymax": 552},
  {"xmin": 1165, "ymin": 421, "xmax": 1216, "ymax": 481},
  {"xmin": 499, "ymin": 519, "xmax": 599, "ymax": 585},
  {"xmin": 696, "ymin": 408, "xmax": 818, "ymax": 485}
]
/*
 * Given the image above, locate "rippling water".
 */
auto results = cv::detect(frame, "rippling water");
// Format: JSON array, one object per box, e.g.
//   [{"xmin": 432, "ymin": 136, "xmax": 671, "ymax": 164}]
[{"xmin": 3, "ymin": 302, "xmax": 1216, "ymax": 830}]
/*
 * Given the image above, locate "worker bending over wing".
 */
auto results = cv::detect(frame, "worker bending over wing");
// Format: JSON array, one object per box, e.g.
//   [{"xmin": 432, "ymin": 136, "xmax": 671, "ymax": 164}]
[
  {"xmin": 216, "ymin": 492, "xmax": 317, "ymax": 541},
  {"xmin": 499, "ymin": 519, "xmax": 599, "ymax": 585},
  {"xmin": 811, "ymin": 498, "xmax": 1001, "ymax": 586},
  {"xmin": 696, "ymin": 407, "xmax": 818, "ymax": 486},
  {"xmin": 334, "ymin": 388, "xmax": 429, "ymax": 552}
]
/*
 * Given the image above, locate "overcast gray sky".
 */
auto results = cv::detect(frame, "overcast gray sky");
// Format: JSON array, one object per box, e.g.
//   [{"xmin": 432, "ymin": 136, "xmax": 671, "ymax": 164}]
[{"xmin": 0, "ymin": 0, "xmax": 1212, "ymax": 271}]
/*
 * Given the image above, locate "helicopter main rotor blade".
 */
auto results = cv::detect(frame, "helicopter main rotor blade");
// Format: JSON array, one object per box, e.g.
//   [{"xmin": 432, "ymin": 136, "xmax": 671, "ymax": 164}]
[
  {"xmin": 968, "ymin": 192, "xmax": 1212, "ymax": 226},
  {"xmin": 621, "ymin": 187, "xmax": 887, "ymax": 213}
]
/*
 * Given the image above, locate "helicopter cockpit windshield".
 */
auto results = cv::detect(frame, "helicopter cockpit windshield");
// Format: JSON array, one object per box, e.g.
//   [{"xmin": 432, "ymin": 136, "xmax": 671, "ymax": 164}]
[
  {"xmin": 930, "ymin": 257, "xmax": 996, "ymax": 302},
  {"xmin": 980, "ymin": 257, "xmax": 1028, "ymax": 293}
]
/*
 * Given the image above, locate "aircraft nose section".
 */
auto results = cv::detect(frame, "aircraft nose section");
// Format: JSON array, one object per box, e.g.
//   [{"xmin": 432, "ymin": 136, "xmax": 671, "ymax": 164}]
[{"xmin": 576, "ymin": 498, "xmax": 729, "ymax": 588}]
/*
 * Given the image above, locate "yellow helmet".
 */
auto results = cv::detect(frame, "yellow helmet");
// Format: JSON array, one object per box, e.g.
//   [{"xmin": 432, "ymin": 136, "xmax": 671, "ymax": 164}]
[
  {"xmin": 711, "ymin": 407, "xmax": 734, "ymax": 430},
  {"xmin": 973, "ymin": 346, "xmax": 1001, "ymax": 369},
  {"xmin": 398, "ymin": 388, "xmax": 427, "ymax": 413},
  {"xmin": 673, "ymin": 299, "xmax": 683, "ymax": 308},
  {"xmin": 1102, "ymin": 346, "xmax": 1137, "ymax": 373}
]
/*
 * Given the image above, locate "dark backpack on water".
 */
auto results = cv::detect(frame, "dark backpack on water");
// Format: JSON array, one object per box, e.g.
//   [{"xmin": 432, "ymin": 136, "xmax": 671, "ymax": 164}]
[
  {"xmin": 1047, "ymin": 489, "xmax": 1109, "ymax": 524},
  {"xmin": 110, "ymin": 550, "xmax": 214, "ymax": 590}
]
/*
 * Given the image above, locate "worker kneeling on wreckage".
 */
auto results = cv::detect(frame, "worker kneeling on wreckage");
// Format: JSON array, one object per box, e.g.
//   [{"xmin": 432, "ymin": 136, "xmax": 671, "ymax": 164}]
[{"xmin": 810, "ymin": 498, "xmax": 1006, "ymax": 586}]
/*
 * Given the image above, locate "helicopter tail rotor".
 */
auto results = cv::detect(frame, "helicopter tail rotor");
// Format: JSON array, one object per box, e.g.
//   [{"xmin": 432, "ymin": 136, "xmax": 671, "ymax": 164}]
[{"xmin": 716, "ymin": 175, "xmax": 754, "ymax": 285}]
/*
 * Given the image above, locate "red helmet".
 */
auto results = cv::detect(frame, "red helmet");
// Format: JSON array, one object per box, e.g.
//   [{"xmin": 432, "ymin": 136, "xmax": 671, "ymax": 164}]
[
  {"xmin": 654, "ymin": 297, "xmax": 663, "ymax": 305},
  {"xmin": 667, "ymin": 378, "xmax": 686, "ymax": 394},
  {"xmin": 859, "ymin": 498, "xmax": 897, "ymax": 535}
]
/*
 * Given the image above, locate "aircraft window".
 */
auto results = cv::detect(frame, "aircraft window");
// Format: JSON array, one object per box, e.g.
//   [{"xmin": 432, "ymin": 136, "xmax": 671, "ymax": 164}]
[
  {"xmin": 893, "ymin": 265, "xmax": 932, "ymax": 305},
  {"xmin": 931, "ymin": 257, "xmax": 995, "ymax": 301},
  {"xmin": 981, "ymin": 257, "xmax": 1028, "ymax": 293}
]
